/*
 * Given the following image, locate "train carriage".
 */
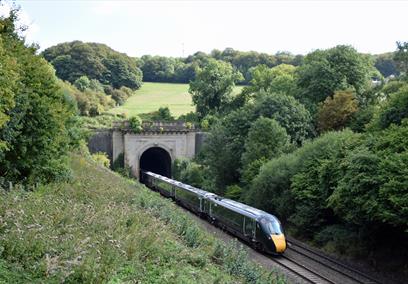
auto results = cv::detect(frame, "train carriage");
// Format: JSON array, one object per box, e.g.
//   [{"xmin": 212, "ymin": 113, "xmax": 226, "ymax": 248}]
[
  {"xmin": 141, "ymin": 170, "xmax": 286, "ymax": 254},
  {"xmin": 209, "ymin": 197, "xmax": 256, "ymax": 241},
  {"xmin": 173, "ymin": 183, "xmax": 207, "ymax": 214}
]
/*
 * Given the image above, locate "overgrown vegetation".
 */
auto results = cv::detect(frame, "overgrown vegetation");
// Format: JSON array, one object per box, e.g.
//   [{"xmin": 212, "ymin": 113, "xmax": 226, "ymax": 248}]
[
  {"xmin": 0, "ymin": 9, "xmax": 78, "ymax": 184},
  {"xmin": 0, "ymin": 153, "xmax": 285, "ymax": 283},
  {"xmin": 2, "ymin": 3, "xmax": 408, "ymax": 279},
  {"xmin": 173, "ymin": 43, "xmax": 408, "ymax": 276}
]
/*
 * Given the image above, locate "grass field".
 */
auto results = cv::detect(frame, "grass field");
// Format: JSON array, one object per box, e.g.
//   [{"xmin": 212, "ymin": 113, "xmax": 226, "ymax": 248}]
[{"xmin": 108, "ymin": 82, "xmax": 244, "ymax": 118}]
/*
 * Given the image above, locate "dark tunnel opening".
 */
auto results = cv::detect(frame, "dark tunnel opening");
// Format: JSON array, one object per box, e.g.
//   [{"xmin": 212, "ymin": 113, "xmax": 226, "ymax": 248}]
[{"xmin": 140, "ymin": 147, "xmax": 171, "ymax": 178}]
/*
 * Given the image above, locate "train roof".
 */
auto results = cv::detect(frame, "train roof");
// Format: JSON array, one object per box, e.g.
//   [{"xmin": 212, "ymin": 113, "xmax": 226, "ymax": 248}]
[
  {"xmin": 144, "ymin": 171, "xmax": 210, "ymax": 197},
  {"xmin": 209, "ymin": 196, "xmax": 268, "ymax": 220}
]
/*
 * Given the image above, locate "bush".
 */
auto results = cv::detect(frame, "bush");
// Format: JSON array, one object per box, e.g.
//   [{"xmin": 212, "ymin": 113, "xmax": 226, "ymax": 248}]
[
  {"xmin": 91, "ymin": 152, "xmax": 110, "ymax": 168},
  {"xmin": 128, "ymin": 116, "xmax": 143, "ymax": 133},
  {"xmin": 58, "ymin": 80, "xmax": 115, "ymax": 116},
  {"xmin": 178, "ymin": 111, "xmax": 199, "ymax": 124},
  {"xmin": 150, "ymin": 107, "xmax": 175, "ymax": 121}
]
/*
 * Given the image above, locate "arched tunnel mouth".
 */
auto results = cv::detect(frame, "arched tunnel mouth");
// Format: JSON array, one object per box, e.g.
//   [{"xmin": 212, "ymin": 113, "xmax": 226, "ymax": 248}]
[{"xmin": 140, "ymin": 147, "xmax": 171, "ymax": 178}]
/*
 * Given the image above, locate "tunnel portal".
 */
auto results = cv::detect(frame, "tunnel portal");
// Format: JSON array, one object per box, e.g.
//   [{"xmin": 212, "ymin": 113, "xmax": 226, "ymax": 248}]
[{"xmin": 140, "ymin": 147, "xmax": 172, "ymax": 178}]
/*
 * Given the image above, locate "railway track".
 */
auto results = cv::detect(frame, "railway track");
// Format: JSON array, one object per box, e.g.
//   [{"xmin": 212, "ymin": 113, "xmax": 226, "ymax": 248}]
[
  {"xmin": 269, "ymin": 237, "xmax": 381, "ymax": 284},
  {"xmin": 270, "ymin": 254, "xmax": 336, "ymax": 284}
]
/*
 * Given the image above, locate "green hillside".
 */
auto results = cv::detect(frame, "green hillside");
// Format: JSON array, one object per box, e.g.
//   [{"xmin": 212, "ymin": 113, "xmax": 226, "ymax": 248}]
[
  {"xmin": 0, "ymin": 152, "xmax": 282, "ymax": 283},
  {"xmin": 108, "ymin": 82, "xmax": 244, "ymax": 118}
]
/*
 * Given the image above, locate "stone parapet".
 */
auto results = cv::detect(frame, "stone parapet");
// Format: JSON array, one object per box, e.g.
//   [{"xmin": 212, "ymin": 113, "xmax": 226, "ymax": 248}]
[{"xmin": 113, "ymin": 120, "xmax": 197, "ymax": 133}]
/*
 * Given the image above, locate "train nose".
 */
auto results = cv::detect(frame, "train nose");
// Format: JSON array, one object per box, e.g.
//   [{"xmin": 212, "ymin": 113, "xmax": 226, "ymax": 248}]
[{"xmin": 271, "ymin": 234, "xmax": 286, "ymax": 253}]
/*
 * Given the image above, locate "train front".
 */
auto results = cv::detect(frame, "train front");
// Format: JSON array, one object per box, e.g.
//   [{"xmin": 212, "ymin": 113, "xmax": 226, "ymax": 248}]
[{"xmin": 258, "ymin": 216, "xmax": 287, "ymax": 254}]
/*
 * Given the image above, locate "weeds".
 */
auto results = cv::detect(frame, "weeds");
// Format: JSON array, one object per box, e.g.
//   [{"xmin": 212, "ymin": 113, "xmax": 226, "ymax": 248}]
[{"xmin": 0, "ymin": 154, "xmax": 285, "ymax": 283}]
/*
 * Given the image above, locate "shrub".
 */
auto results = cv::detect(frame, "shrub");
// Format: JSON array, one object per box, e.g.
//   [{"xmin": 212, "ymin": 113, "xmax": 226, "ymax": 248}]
[
  {"xmin": 150, "ymin": 106, "xmax": 174, "ymax": 121},
  {"xmin": 91, "ymin": 152, "xmax": 110, "ymax": 168},
  {"xmin": 128, "ymin": 116, "xmax": 143, "ymax": 133}
]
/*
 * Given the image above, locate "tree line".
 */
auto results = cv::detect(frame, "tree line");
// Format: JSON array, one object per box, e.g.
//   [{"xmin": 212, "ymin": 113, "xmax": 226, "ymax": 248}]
[{"xmin": 173, "ymin": 43, "xmax": 408, "ymax": 273}]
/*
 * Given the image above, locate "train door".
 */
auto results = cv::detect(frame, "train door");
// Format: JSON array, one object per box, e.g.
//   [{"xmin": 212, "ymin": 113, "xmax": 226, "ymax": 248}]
[{"xmin": 243, "ymin": 217, "xmax": 256, "ymax": 239}]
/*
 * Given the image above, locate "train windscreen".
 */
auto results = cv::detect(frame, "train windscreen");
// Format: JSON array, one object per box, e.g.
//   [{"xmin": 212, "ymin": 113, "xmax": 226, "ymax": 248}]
[{"xmin": 260, "ymin": 217, "xmax": 283, "ymax": 235}]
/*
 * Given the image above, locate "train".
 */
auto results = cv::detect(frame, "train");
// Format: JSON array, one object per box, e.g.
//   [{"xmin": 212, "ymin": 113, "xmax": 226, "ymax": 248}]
[{"xmin": 141, "ymin": 170, "xmax": 287, "ymax": 254}]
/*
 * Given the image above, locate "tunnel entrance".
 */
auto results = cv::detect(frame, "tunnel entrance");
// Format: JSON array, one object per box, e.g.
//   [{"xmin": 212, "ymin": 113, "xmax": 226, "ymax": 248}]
[{"xmin": 140, "ymin": 147, "xmax": 171, "ymax": 178}]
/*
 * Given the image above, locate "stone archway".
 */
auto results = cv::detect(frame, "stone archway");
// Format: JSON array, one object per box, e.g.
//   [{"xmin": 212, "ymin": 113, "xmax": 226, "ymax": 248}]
[{"xmin": 139, "ymin": 147, "xmax": 172, "ymax": 178}]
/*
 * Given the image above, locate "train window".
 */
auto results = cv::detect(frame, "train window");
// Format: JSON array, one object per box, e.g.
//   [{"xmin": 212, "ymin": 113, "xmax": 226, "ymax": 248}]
[
  {"xmin": 244, "ymin": 218, "xmax": 255, "ymax": 237},
  {"xmin": 261, "ymin": 217, "xmax": 283, "ymax": 235}
]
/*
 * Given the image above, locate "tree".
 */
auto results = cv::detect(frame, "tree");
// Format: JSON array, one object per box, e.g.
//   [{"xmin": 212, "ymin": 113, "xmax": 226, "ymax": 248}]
[
  {"xmin": 241, "ymin": 117, "xmax": 292, "ymax": 184},
  {"xmin": 247, "ymin": 130, "xmax": 359, "ymax": 231},
  {"xmin": 189, "ymin": 59, "xmax": 243, "ymax": 118},
  {"xmin": 242, "ymin": 64, "xmax": 297, "ymax": 98},
  {"xmin": 0, "ymin": 9, "xmax": 77, "ymax": 184},
  {"xmin": 251, "ymin": 91, "xmax": 313, "ymax": 144},
  {"xmin": 371, "ymin": 84, "xmax": 408, "ymax": 130},
  {"xmin": 42, "ymin": 41, "xmax": 143, "ymax": 89},
  {"xmin": 375, "ymin": 53, "xmax": 399, "ymax": 78},
  {"xmin": 199, "ymin": 108, "xmax": 253, "ymax": 193},
  {"xmin": 317, "ymin": 90, "xmax": 359, "ymax": 132},
  {"xmin": 297, "ymin": 45, "xmax": 374, "ymax": 110},
  {"xmin": 394, "ymin": 41, "xmax": 408, "ymax": 76},
  {"xmin": 0, "ymin": 13, "xmax": 18, "ymax": 150}
]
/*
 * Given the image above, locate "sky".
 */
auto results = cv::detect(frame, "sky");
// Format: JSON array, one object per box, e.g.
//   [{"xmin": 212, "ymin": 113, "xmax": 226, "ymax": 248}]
[{"xmin": 2, "ymin": 0, "xmax": 408, "ymax": 57}]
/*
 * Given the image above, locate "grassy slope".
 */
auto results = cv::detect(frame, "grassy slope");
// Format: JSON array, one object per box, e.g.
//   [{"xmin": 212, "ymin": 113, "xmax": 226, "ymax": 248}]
[
  {"xmin": 108, "ymin": 82, "xmax": 244, "ymax": 118},
  {"xmin": 0, "ymin": 154, "xmax": 283, "ymax": 283}
]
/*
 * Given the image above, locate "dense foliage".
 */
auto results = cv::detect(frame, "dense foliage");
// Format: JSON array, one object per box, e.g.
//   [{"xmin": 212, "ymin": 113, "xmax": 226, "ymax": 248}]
[
  {"xmin": 317, "ymin": 90, "xmax": 359, "ymax": 132},
  {"xmin": 0, "ymin": 10, "xmax": 77, "ymax": 184},
  {"xmin": 189, "ymin": 59, "xmax": 243, "ymax": 118},
  {"xmin": 184, "ymin": 42, "xmax": 408, "ymax": 274},
  {"xmin": 374, "ymin": 52, "xmax": 399, "ymax": 78},
  {"xmin": 140, "ymin": 48, "xmax": 303, "ymax": 84},
  {"xmin": 198, "ymin": 91, "xmax": 312, "ymax": 194},
  {"xmin": 394, "ymin": 41, "xmax": 408, "ymax": 77},
  {"xmin": 58, "ymin": 79, "xmax": 115, "ymax": 116},
  {"xmin": 42, "ymin": 41, "xmax": 143, "ymax": 89},
  {"xmin": 240, "ymin": 117, "xmax": 292, "ymax": 185},
  {"xmin": 242, "ymin": 64, "xmax": 298, "ymax": 98},
  {"xmin": 297, "ymin": 45, "xmax": 377, "ymax": 111}
]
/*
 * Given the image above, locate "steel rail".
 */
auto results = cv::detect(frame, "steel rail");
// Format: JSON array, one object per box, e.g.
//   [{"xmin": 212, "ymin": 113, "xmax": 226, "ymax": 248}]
[
  {"xmin": 270, "ymin": 255, "xmax": 337, "ymax": 284},
  {"xmin": 287, "ymin": 238, "xmax": 380, "ymax": 284}
]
